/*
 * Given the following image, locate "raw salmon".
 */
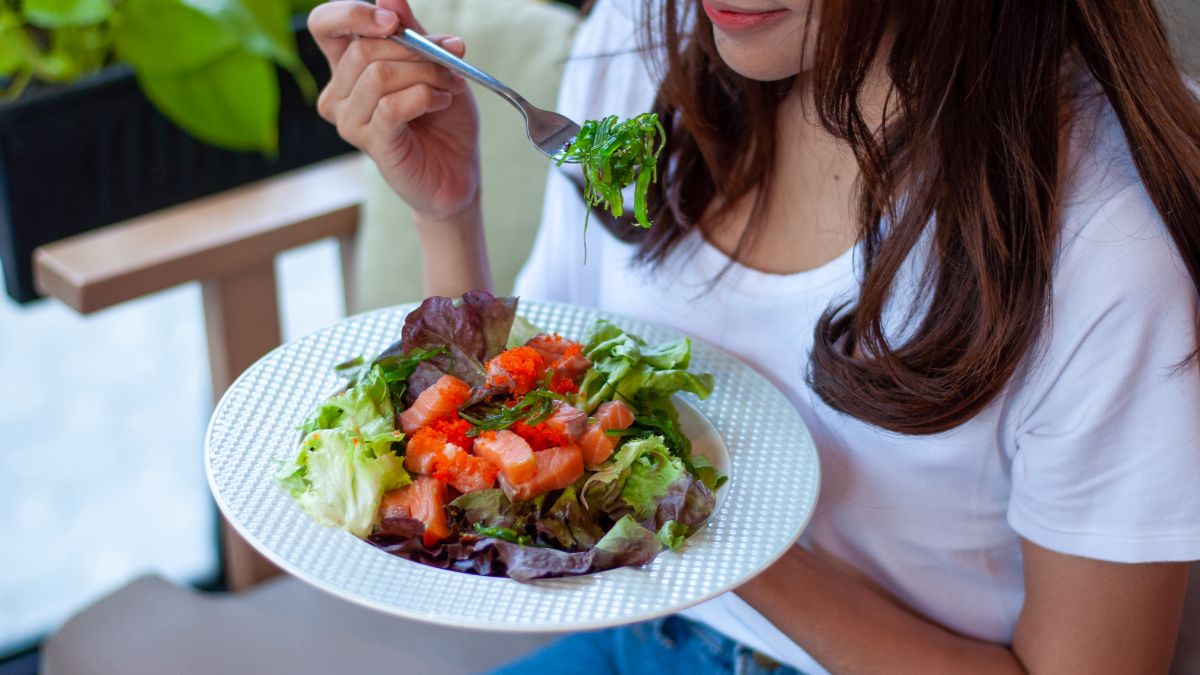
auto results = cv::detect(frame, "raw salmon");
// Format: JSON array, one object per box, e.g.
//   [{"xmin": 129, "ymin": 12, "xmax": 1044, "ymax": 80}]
[
  {"xmin": 430, "ymin": 446, "xmax": 497, "ymax": 494},
  {"xmin": 498, "ymin": 444, "xmax": 585, "ymax": 502},
  {"xmin": 473, "ymin": 430, "xmax": 537, "ymax": 483},
  {"xmin": 579, "ymin": 400, "xmax": 636, "ymax": 468},
  {"xmin": 485, "ymin": 346, "xmax": 546, "ymax": 396},
  {"xmin": 543, "ymin": 400, "xmax": 587, "ymax": 443},
  {"xmin": 398, "ymin": 374, "xmax": 471, "ymax": 434},
  {"xmin": 378, "ymin": 476, "xmax": 449, "ymax": 547},
  {"xmin": 405, "ymin": 426, "xmax": 497, "ymax": 493},
  {"xmin": 526, "ymin": 334, "xmax": 591, "ymax": 384},
  {"xmin": 404, "ymin": 426, "xmax": 450, "ymax": 474}
]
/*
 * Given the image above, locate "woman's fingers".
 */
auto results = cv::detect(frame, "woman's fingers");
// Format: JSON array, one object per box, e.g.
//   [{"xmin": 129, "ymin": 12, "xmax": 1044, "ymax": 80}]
[
  {"xmin": 376, "ymin": 0, "xmax": 425, "ymax": 34},
  {"xmin": 322, "ymin": 35, "xmax": 459, "ymax": 103},
  {"xmin": 333, "ymin": 60, "xmax": 465, "ymax": 141},
  {"xmin": 308, "ymin": 1, "xmax": 399, "ymax": 64},
  {"xmin": 374, "ymin": 85, "xmax": 454, "ymax": 134}
]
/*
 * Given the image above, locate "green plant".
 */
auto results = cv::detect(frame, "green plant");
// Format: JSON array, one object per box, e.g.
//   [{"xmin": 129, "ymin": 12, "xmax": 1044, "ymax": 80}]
[{"xmin": 0, "ymin": 0, "xmax": 323, "ymax": 152}]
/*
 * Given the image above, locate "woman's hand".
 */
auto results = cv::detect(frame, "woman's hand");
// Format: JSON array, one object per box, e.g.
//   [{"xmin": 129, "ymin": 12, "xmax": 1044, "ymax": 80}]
[{"xmin": 308, "ymin": 0, "xmax": 481, "ymax": 225}]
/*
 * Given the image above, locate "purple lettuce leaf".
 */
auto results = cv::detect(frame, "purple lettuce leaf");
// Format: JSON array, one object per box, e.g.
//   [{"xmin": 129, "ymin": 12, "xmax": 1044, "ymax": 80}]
[
  {"xmin": 375, "ymin": 291, "xmax": 517, "ymax": 405},
  {"xmin": 650, "ymin": 473, "xmax": 716, "ymax": 531},
  {"xmin": 536, "ymin": 486, "xmax": 605, "ymax": 551},
  {"xmin": 366, "ymin": 514, "xmax": 661, "ymax": 581}
]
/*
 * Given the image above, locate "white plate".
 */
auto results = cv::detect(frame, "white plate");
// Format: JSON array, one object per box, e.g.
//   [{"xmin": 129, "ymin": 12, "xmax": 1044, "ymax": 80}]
[{"xmin": 205, "ymin": 300, "xmax": 819, "ymax": 632}]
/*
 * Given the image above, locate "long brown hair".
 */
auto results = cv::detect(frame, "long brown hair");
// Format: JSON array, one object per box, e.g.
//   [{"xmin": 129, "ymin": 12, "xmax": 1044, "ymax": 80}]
[{"xmin": 613, "ymin": 0, "xmax": 1200, "ymax": 434}]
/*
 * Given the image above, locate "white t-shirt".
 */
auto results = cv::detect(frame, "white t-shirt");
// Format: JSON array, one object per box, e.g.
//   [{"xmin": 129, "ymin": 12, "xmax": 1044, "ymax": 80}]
[{"xmin": 513, "ymin": 2, "xmax": 1200, "ymax": 671}]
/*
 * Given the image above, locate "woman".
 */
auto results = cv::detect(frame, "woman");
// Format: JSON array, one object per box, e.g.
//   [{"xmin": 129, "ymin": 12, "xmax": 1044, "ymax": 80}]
[{"xmin": 308, "ymin": 0, "xmax": 1200, "ymax": 672}]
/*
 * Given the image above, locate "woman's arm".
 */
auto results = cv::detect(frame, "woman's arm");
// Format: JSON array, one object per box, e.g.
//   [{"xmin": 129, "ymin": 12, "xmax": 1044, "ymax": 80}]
[
  {"xmin": 413, "ymin": 198, "xmax": 491, "ymax": 298},
  {"xmin": 736, "ymin": 540, "xmax": 1189, "ymax": 674},
  {"xmin": 309, "ymin": 0, "xmax": 489, "ymax": 299}
]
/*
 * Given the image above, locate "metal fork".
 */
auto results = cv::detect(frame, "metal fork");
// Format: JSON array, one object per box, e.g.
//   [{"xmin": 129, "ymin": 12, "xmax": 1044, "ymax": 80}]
[{"xmin": 389, "ymin": 28, "xmax": 580, "ymax": 160}]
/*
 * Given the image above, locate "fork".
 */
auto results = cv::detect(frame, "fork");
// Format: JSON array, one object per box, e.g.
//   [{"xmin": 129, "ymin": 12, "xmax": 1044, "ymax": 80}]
[{"xmin": 389, "ymin": 28, "xmax": 580, "ymax": 160}]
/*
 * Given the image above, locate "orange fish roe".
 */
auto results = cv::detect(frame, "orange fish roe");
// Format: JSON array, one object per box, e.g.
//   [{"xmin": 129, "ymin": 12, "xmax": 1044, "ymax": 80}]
[
  {"xmin": 406, "ymin": 425, "xmax": 497, "ymax": 492},
  {"xmin": 486, "ymin": 346, "xmax": 547, "ymax": 396},
  {"xmin": 511, "ymin": 419, "xmax": 573, "ymax": 452},
  {"xmin": 404, "ymin": 426, "xmax": 451, "ymax": 475},
  {"xmin": 428, "ymin": 416, "xmax": 474, "ymax": 452},
  {"xmin": 550, "ymin": 375, "xmax": 578, "ymax": 395},
  {"xmin": 430, "ymin": 450, "xmax": 499, "ymax": 493}
]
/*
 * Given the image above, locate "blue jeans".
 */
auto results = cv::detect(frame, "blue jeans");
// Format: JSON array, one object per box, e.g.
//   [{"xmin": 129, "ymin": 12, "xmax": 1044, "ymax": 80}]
[{"xmin": 485, "ymin": 615, "xmax": 803, "ymax": 675}]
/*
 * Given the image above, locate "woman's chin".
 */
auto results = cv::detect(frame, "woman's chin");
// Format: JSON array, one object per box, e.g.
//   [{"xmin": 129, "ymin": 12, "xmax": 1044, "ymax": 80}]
[{"xmin": 713, "ymin": 30, "xmax": 806, "ymax": 82}]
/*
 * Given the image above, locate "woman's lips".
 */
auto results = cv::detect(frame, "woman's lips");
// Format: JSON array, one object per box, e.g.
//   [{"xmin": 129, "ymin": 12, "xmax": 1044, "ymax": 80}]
[{"xmin": 701, "ymin": 0, "xmax": 787, "ymax": 32}]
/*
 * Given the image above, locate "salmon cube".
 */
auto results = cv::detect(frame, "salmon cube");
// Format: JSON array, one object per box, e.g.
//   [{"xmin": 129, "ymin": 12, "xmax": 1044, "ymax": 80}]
[
  {"xmin": 474, "ymin": 430, "xmax": 537, "ymax": 483},
  {"xmin": 499, "ymin": 444, "xmax": 585, "ymax": 502},
  {"xmin": 398, "ymin": 375, "xmax": 471, "ymax": 434},
  {"xmin": 378, "ymin": 477, "xmax": 449, "ymax": 547},
  {"xmin": 579, "ymin": 400, "xmax": 636, "ymax": 468}
]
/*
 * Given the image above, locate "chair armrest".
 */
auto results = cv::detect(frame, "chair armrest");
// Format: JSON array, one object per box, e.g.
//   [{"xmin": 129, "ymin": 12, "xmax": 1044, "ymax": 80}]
[
  {"xmin": 34, "ymin": 154, "xmax": 365, "ymax": 314},
  {"xmin": 33, "ymin": 153, "xmax": 367, "ymax": 591}
]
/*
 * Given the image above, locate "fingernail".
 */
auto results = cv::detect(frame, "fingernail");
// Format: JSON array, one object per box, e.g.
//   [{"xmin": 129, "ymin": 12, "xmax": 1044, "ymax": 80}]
[
  {"xmin": 374, "ymin": 9, "xmax": 396, "ymax": 27},
  {"xmin": 442, "ymin": 36, "xmax": 463, "ymax": 52}
]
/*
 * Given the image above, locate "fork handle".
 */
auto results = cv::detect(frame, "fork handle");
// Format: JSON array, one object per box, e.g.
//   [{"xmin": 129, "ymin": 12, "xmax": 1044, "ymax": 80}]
[{"xmin": 389, "ymin": 29, "xmax": 528, "ymax": 111}]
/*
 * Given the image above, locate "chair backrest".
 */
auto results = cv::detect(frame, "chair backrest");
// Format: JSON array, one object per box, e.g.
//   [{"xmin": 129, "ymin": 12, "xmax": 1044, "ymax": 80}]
[{"xmin": 352, "ymin": 0, "xmax": 581, "ymax": 312}]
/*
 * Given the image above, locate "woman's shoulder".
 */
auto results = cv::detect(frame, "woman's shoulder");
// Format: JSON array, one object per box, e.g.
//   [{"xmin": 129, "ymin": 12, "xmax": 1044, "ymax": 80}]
[{"xmin": 1055, "ymin": 75, "xmax": 1196, "ymax": 304}]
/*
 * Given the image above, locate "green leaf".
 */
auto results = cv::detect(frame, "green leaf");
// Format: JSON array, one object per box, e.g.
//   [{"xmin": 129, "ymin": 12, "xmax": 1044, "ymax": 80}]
[
  {"xmin": 595, "ymin": 514, "xmax": 660, "ymax": 554},
  {"xmin": 183, "ymin": 0, "xmax": 295, "ymax": 67},
  {"xmin": 137, "ymin": 48, "xmax": 279, "ymax": 152},
  {"xmin": 581, "ymin": 435, "xmax": 668, "ymax": 514},
  {"xmin": 287, "ymin": 0, "xmax": 322, "ymax": 14},
  {"xmin": 620, "ymin": 442, "xmax": 684, "ymax": 520},
  {"xmin": 0, "ymin": 15, "xmax": 28, "ymax": 76},
  {"xmin": 656, "ymin": 520, "xmax": 688, "ymax": 550},
  {"xmin": 506, "ymin": 315, "xmax": 543, "ymax": 350},
  {"xmin": 553, "ymin": 113, "xmax": 664, "ymax": 229},
  {"xmin": 691, "ymin": 454, "xmax": 728, "ymax": 491},
  {"xmin": 113, "ymin": 0, "xmax": 237, "ymax": 72},
  {"xmin": 298, "ymin": 365, "xmax": 395, "ymax": 436},
  {"xmin": 449, "ymin": 489, "xmax": 512, "ymax": 528},
  {"xmin": 276, "ymin": 428, "xmax": 410, "ymax": 537},
  {"xmin": 21, "ymin": 0, "xmax": 110, "ymax": 28},
  {"xmin": 183, "ymin": 0, "xmax": 315, "ymax": 99}
]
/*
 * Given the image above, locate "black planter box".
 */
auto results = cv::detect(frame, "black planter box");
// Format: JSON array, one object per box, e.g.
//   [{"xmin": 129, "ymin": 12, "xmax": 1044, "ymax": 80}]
[{"xmin": 0, "ymin": 24, "xmax": 353, "ymax": 303}]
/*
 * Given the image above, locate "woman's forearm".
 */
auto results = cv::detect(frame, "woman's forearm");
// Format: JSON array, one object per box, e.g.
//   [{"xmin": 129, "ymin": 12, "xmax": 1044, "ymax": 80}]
[
  {"xmin": 736, "ymin": 546, "xmax": 1026, "ymax": 675},
  {"xmin": 413, "ymin": 198, "xmax": 492, "ymax": 298}
]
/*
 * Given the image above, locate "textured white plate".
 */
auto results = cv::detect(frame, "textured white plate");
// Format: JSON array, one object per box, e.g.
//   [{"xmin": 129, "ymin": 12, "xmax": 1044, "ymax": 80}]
[{"xmin": 206, "ymin": 301, "xmax": 820, "ymax": 632}]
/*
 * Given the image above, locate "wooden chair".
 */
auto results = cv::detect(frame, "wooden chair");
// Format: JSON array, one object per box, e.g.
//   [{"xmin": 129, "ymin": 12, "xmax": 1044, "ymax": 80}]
[{"xmin": 32, "ymin": 0, "xmax": 1200, "ymax": 671}]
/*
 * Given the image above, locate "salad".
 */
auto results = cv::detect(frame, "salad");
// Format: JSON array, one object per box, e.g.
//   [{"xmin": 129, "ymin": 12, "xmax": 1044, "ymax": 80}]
[
  {"xmin": 276, "ymin": 291, "xmax": 724, "ymax": 581},
  {"xmin": 555, "ymin": 113, "xmax": 665, "ymax": 230}
]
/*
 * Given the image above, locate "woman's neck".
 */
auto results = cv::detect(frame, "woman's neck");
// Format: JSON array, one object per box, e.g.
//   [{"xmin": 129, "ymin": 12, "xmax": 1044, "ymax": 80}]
[{"xmin": 703, "ymin": 60, "xmax": 893, "ymax": 276}]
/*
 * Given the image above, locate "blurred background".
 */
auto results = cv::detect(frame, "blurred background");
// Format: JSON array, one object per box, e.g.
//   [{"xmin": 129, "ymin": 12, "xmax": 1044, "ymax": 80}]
[{"xmin": 0, "ymin": 0, "xmax": 1195, "ymax": 673}]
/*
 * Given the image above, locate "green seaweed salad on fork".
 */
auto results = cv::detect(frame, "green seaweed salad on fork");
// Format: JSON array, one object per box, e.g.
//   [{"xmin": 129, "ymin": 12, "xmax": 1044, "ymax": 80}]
[
  {"xmin": 277, "ymin": 292, "xmax": 725, "ymax": 581},
  {"xmin": 555, "ymin": 112, "xmax": 665, "ymax": 229}
]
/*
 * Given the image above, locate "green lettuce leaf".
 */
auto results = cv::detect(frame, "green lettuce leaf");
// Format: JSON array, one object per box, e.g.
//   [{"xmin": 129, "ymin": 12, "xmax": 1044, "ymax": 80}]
[
  {"xmin": 537, "ymin": 485, "xmax": 605, "ymax": 551},
  {"xmin": 505, "ymin": 315, "xmax": 543, "ymax": 349},
  {"xmin": 691, "ymin": 454, "xmax": 728, "ymax": 492},
  {"xmin": 276, "ymin": 428, "xmax": 410, "ymax": 537},
  {"xmin": 656, "ymin": 520, "xmax": 689, "ymax": 550},
  {"xmin": 621, "ymin": 441, "xmax": 685, "ymax": 520},
  {"xmin": 595, "ymin": 514, "xmax": 660, "ymax": 556},
  {"xmin": 298, "ymin": 365, "xmax": 394, "ymax": 438},
  {"xmin": 580, "ymin": 436, "xmax": 654, "ymax": 514},
  {"xmin": 448, "ymin": 489, "xmax": 512, "ymax": 529},
  {"xmin": 281, "ymin": 364, "xmax": 411, "ymax": 537},
  {"xmin": 576, "ymin": 320, "xmax": 713, "ymax": 413}
]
